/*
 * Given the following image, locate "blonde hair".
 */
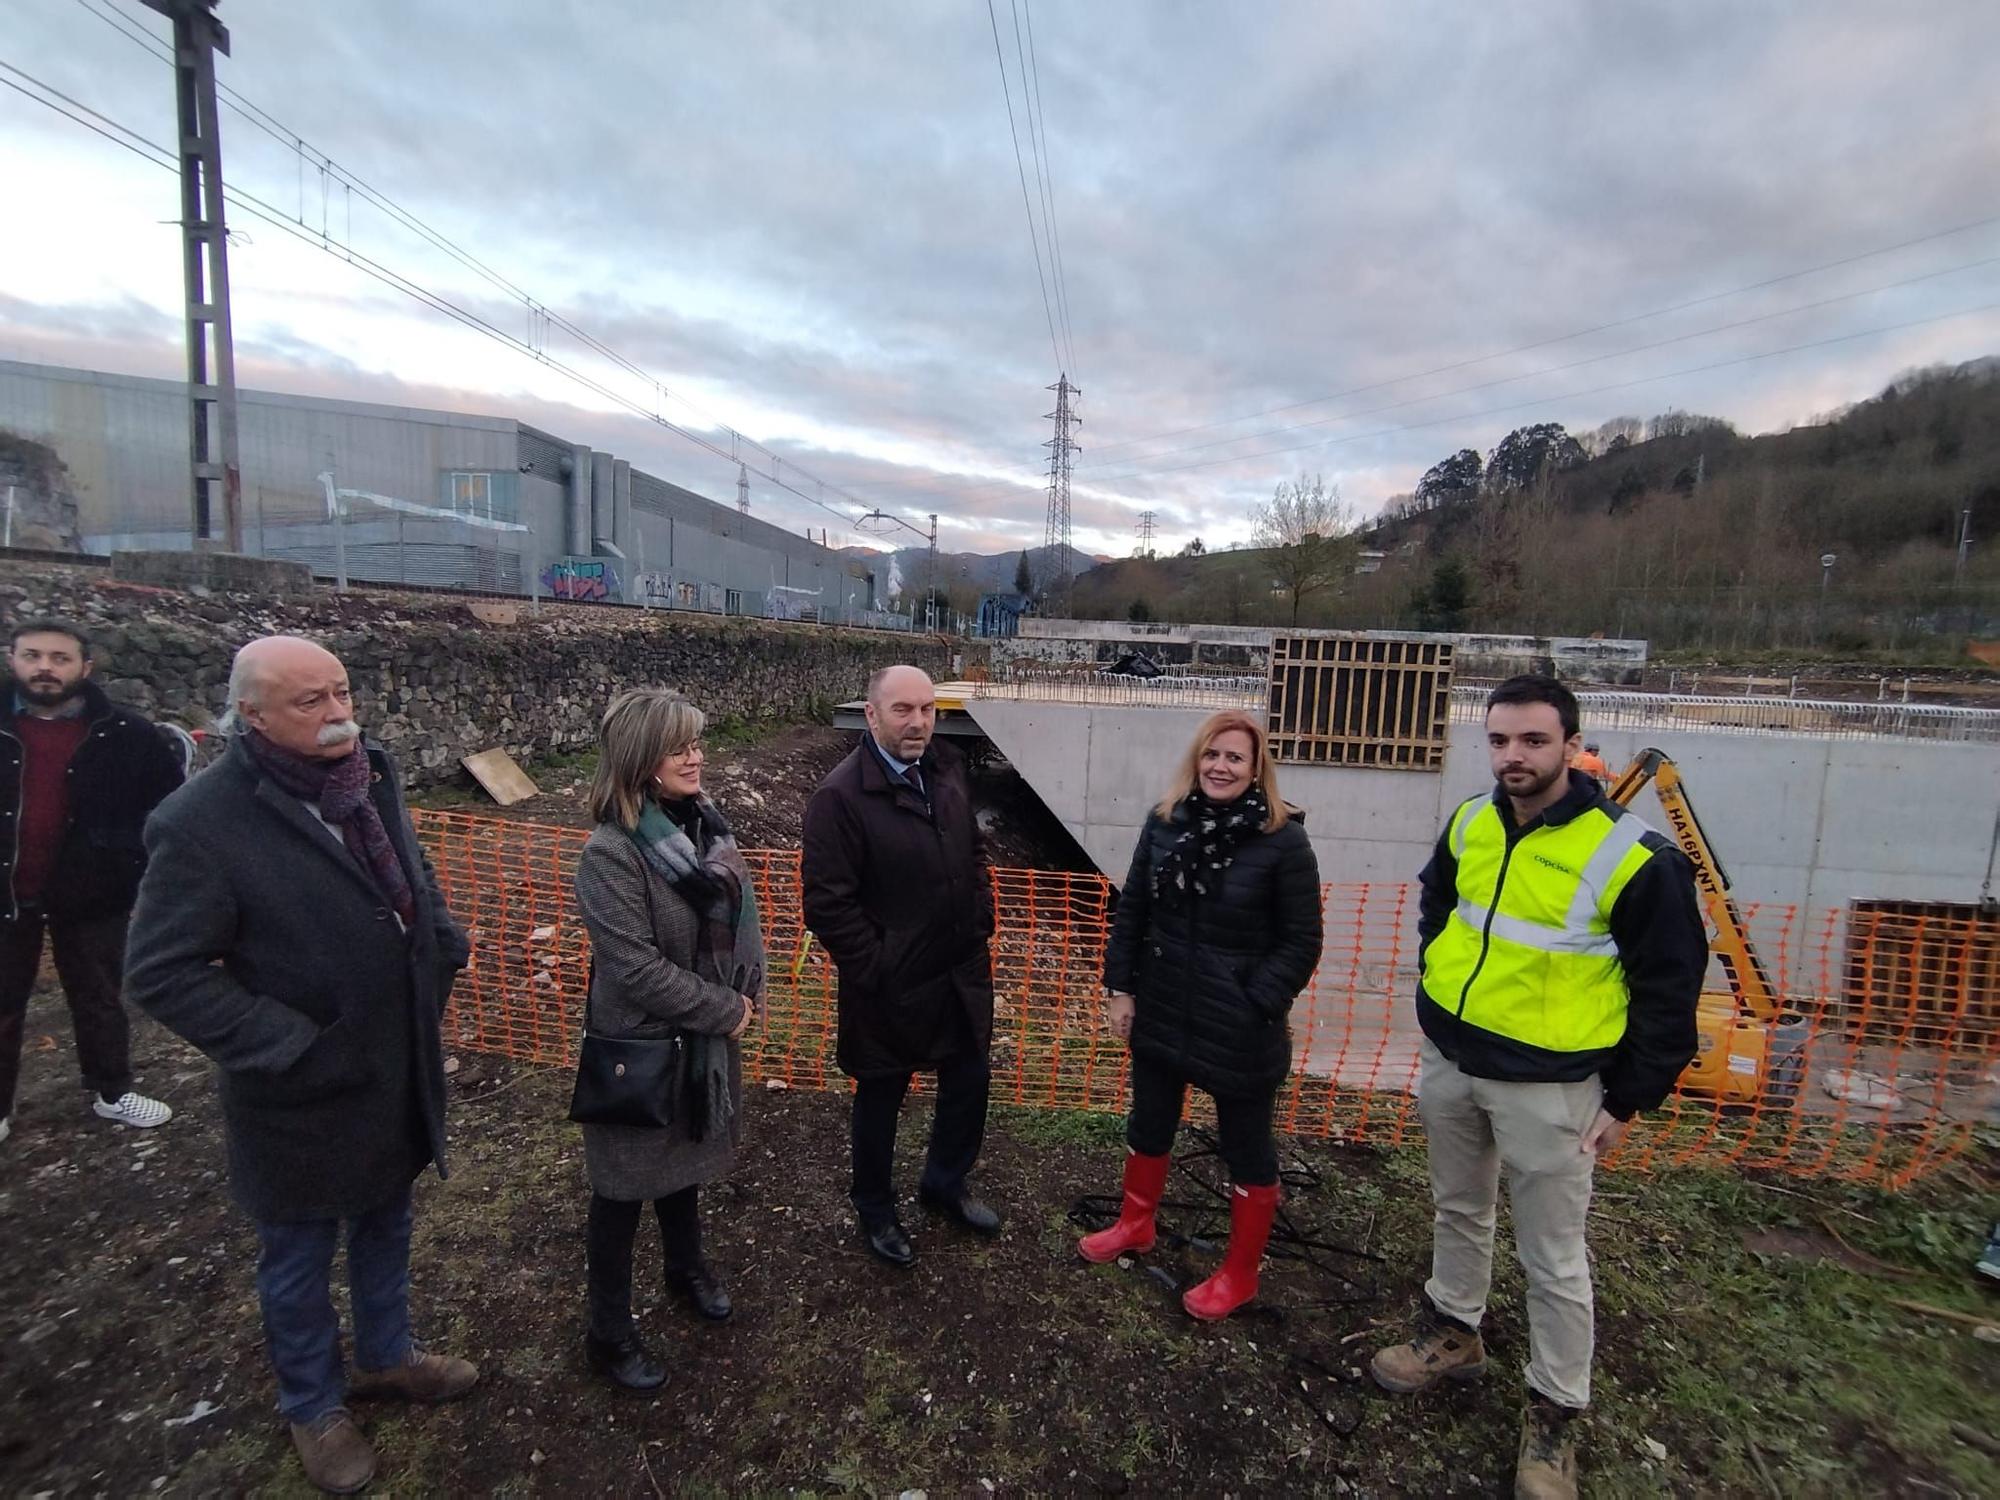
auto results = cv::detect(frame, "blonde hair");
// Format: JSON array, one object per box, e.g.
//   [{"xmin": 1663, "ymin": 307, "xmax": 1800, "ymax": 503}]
[
  {"xmin": 1155, "ymin": 710, "xmax": 1288, "ymax": 833},
  {"xmin": 587, "ymin": 688, "xmax": 706, "ymax": 830}
]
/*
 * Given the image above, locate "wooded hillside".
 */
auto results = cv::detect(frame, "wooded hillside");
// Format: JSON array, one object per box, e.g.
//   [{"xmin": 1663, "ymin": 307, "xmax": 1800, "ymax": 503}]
[{"xmin": 1071, "ymin": 358, "xmax": 2000, "ymax": 657}]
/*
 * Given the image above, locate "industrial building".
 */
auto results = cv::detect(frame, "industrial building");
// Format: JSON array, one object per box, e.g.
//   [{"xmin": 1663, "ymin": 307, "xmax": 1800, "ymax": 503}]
[{"xmin": 0, "ymin": 359, "xmax": 895, "ymax": 623}]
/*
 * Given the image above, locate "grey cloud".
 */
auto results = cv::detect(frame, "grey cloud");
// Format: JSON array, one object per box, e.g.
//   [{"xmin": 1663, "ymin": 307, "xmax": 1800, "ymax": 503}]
[{"xmin": 5, "ymin": 0, "xmax": 1998, "ymax": 557}]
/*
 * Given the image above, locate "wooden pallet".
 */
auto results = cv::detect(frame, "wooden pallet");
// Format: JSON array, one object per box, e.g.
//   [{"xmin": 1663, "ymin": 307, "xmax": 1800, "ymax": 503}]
[{"xmin": 1265, "ymin": 633, "xmax": 1453, "ymax": 769}]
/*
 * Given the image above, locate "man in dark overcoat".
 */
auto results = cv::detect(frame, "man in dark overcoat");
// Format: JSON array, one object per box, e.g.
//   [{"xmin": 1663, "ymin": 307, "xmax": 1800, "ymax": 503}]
[
  {"xmin": 802, "ymin": 663, "xmax": 999, "ymax": 1267},
  {"xmin": 125, "ymin": 635, "xmax": 476, "ymax": 1495}
]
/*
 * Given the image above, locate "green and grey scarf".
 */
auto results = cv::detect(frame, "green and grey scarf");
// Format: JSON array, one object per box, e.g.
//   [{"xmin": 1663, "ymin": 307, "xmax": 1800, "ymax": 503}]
[{"xmin": 628, "ymin": 797, "xmax": 762, "ymax": 1141}]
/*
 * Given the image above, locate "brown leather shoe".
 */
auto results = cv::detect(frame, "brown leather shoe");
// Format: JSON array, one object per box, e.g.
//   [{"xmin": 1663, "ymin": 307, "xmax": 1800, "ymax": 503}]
[
  {"xmin": 1515, "ymin": 1396, "xmax": 1581, "ymax": 1499},
  {"xmin": 289, "ymin": 1408, "xmax": 376, "ymax": 1494},
  {"xmin": 347, "ymin": 1348, "xmax": 480, "ymax": 1403},
  {"xmin": 1369, "ymin": 1312, "xmax": 1487, "ymax": 1394}
]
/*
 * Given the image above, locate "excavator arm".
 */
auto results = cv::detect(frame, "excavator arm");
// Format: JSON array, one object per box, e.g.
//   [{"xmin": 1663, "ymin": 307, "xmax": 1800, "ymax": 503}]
[{"xmin": 1606, "ymin": 748, "xmax": 1782, "ymax": 1024}]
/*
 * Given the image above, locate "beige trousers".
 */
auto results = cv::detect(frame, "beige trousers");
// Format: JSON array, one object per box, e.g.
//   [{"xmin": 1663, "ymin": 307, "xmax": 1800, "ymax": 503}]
[{"xmin": 1418, "ymin": 1038, "xmax": 1602, "ymax": 1410}]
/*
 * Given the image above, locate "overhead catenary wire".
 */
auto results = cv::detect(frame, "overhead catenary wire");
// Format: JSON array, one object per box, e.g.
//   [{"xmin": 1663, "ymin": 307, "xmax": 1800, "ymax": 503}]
[
  {"xmin": 48, "ymin": 7, "xmax": 905, "ymax": 540},
  {"xmin": 986, "ymin": 0, "xmax": 1064, "ymax": 373}
]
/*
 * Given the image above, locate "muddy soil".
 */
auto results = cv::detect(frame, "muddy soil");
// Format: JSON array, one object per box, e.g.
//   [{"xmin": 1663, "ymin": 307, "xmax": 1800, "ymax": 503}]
[
  {"xmin": 7, "ymin": 996, "xmax": 1992, "ymax": 1497},
  {"xmin": 428, "ymin": 723, "xmax": 1093, "ymax": 871}
]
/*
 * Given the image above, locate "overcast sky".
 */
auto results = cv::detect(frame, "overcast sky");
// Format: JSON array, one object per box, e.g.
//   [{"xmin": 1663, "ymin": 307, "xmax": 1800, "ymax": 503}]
[{"xmin": 3, "ymin": 0, "xmax": 1998, "ymax": 557}]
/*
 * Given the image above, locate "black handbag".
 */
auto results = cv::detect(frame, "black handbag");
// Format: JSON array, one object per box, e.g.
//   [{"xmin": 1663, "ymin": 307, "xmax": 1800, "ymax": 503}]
[{"xmin": 568, "ymin": 959, "xmax": 683, "ymax": 1128}]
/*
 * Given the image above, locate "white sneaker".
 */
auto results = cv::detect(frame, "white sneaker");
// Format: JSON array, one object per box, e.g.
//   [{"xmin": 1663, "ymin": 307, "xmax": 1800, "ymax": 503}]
[{"xmin": 93, "ymin": 1092, "xmax": 173, "ymax": 1128}]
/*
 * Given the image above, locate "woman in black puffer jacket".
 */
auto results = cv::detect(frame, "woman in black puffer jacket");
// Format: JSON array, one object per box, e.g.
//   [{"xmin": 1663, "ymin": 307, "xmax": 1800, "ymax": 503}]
[{"xmin": 1079, "ymin": 710, "xmax": 1323, "ymax": 1320}]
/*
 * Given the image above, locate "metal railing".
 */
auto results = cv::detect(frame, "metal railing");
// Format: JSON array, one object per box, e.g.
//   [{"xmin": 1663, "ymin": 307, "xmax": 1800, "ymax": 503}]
[
  {"xmin": 1452, "ymin": 686, "xmax": 2000, "ymax": 743},
  {"xmin": 974, "ymin": 671, "xmax": 1264, "ymax": 710},
  {"xmin": 970, "ymin": 672, "xmax": 2000, "ymax": 744}
]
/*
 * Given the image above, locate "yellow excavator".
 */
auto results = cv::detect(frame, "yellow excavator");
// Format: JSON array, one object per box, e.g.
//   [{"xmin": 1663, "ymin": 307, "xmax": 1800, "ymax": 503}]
[{"xmin": 1605, "ymin": 749, "xmax": 1805, "ymax": 1105}]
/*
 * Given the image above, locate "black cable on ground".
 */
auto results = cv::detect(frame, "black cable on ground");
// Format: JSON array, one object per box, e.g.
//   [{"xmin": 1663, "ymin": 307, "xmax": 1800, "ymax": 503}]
[{"xmin": 1066, "ymin": 1127, "xmax": 1384, "ymax": 1306}]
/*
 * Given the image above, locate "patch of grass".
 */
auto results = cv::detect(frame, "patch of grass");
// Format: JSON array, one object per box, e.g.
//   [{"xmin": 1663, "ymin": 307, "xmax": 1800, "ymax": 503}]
[
  {"xmin": 990, "ymin": 1101, "xmax": 1125, "ymax": 1149},
  {"xmin": 1574, "ymin": 1162, "xmax": 2000, "ymax": 1497}
]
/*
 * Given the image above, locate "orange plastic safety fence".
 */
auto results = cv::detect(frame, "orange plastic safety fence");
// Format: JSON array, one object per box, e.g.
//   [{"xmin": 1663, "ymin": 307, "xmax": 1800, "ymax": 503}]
[{"xmin": 415, "ymin": 809, "xmax": 2000, "ymax": 1189}]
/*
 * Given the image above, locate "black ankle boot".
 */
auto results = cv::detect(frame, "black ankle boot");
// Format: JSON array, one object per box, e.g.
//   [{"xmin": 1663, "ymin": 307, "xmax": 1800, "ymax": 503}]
[
  {"xmin": 665, "ymin": 1263, "xmax": 733, "ymax": 1322},
  {"xmin": 585, "ymin": 1331, "xmax": 667, "ymax": 1391}
]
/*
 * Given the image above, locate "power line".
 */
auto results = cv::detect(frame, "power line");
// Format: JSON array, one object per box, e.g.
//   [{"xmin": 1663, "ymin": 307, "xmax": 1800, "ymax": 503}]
[
  {"xmin": 1014, "ymin": 0, "xmax": 1074, "ymax": 374},
  {"xmin": 985, "ymin": 0, "xmax": 1063, "ymax": 373},
  {"xmin": 1079, "ymin": 210, "xmax": 2000, "ymax": 465},
  {"xmin": 1073, "ymin": 252, "xmax": 2000, "ymax": 475},
  {"xmin": 1077, "ymin": 298, "xmax": 2000, "ymax": 485},
  {"xmin": 837, "ymin": 209, "xmax": 2000, "ymax": 506},
  {"xmin": 41, "ymin": 11, "xmax": 891, "ymax": 535},
  {"xmin": 892, "ymin": 250, "xmax": 2000, "ymax": 505}
]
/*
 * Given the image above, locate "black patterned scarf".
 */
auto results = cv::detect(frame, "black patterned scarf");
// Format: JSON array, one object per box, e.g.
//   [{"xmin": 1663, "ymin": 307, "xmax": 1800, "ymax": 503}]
[
  {"xmin": 1152, "ymin": 785, "xmax": 1272, "ymax": 905},
  {"xmin": 243, "ymin": 731, "xmax": 415, "ymax": 927}
]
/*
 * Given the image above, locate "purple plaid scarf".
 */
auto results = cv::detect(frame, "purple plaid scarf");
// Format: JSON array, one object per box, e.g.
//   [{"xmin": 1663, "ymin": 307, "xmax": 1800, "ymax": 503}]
[{"xmin": 244, "ymin": 731, "xmax": 416, "ymax": 927}]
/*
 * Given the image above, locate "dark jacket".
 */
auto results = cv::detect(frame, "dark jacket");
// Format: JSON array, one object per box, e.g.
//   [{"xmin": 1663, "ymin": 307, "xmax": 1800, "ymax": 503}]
[
  {"xmin": 125, "ymin": 735, "xmax": 470, "ymax": 1222},
  {"xmin": 1103, "ymin": 802, "xmax": 1324, "ymax": 1097},
  {"xmin": 0, "ymin": 680, "xmax": 183, "ymax": 922},
  {"xmin": 801, "ymin": 736, "xmax": 994, "ymax": 1078},
  {"xmin": 1415, "ymin": 769, "xmax": 1707, "ymax": 1118}
]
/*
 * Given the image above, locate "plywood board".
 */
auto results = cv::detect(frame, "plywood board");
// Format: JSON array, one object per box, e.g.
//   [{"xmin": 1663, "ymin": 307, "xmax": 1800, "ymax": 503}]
[{"xmin": 461, "ymin": 747, "xmax": 540, "ymax": 806}]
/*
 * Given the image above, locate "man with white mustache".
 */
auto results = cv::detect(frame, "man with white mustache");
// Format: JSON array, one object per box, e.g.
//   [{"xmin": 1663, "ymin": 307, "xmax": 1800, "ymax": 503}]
[{"xmin": 127, "ymin": 635, "xmax": 476, "ymax": 1495}]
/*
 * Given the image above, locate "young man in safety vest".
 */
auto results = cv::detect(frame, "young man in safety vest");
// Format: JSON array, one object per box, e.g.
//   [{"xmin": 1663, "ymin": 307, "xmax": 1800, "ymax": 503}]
[{"xmin": 1371, "ymin": 675, "xmax": 1705, "ymax": 1500}]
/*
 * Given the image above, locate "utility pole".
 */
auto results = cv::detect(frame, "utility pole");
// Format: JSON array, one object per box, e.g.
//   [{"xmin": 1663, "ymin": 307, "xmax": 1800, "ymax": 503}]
[
  {"xmin": 1135, "ymin": 509, "xmax": 1156, "ymax": 558},
  {"xmin": 1042, "ymin": 373, "xmax": 1080, "ymax": 615},
  {"xmin": 737, "ymin": 461, "xmax": 750, "ymax": 516},
  {"xmin": 142, "ymin": 0, "xmax": 242, "ymax": 552}
]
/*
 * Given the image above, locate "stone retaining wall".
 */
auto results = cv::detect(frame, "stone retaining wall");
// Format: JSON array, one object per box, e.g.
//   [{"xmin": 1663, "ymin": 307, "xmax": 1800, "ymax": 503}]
[{"xmin": 0, "ymin": 562, "xmax": 943, "ymax": 783}]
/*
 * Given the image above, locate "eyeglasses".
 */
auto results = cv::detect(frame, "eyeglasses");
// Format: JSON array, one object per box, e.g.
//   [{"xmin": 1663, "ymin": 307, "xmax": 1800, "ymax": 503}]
[{"xmin": 666, "ymin": 741, "xmax": 706, "ymax": 761}]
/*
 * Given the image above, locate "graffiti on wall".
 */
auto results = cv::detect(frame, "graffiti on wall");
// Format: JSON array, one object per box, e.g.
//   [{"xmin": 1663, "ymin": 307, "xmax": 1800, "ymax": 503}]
[
  {"xmin": 631, "ymin": 571, "xmax": 723, "ymax": 612},
  {"xmin": 540, "ymin": 557, "xmax": 619, "ymax": 602}
]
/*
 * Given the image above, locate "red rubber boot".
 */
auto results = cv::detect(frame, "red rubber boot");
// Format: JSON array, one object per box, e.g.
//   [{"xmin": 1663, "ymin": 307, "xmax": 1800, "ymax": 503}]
[
  {"xmin": 1182, "ymin": 1182, "xmax": 1280, "ymax": 1320},
  {"xmin": 1077, "ymin": 1151, "xmax": 1172, "ymax": 1263}
]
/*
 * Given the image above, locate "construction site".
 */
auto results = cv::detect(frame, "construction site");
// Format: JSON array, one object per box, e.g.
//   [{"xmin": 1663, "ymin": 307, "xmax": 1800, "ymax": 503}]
[{"xmin": 5, "ymin": 0, "xmax": 2000, "ymax": 1493}]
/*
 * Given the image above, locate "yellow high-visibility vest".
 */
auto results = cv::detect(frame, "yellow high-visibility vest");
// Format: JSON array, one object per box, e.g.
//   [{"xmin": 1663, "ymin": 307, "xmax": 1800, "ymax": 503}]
[{"xmin": 1421, "ymin": 794, "xmax": 1660, "ymax": 1055}]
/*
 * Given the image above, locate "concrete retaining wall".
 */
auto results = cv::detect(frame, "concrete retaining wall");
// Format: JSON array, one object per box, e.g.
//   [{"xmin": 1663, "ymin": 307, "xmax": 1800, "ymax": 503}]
[{"xmin": 969, "ymin": 697, "xmax": 2000, "ymax": 932}]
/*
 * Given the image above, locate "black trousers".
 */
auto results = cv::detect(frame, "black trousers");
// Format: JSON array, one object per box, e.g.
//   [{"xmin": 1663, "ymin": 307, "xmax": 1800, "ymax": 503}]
[
  {"xmin": 584, "ymin": 1187, "xmax": 702, "ymax": 1341},
  {"xmin": 1126, "ymin": 1051, "xmax": 1280, "ymax": 1187},
  {"xmin": 0, "ymin": 908, "xmax": 133, "ymax": 1118},
  {"xmin": 849, "ymin": 1044, "xmax": 991, "ymax": 1226}
]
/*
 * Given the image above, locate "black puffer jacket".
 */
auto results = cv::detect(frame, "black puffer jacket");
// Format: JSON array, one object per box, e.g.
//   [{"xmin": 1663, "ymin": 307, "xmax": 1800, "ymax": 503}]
[
  {"xmin": 0, "ymin": 680, "xmax": 184, "ymax": 922},
  {"xmin": 1103, "ymin": 801, "xmax": 1324, "ymax": 1096}
]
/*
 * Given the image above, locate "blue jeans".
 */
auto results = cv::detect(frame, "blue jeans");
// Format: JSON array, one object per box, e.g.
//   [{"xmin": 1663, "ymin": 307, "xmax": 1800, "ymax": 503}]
[{"xmin": 254, "ymin": 1185, "xmax": 414, "ymax": 1423}]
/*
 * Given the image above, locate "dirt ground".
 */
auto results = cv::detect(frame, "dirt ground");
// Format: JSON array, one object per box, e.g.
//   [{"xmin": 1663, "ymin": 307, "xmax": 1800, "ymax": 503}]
[
  {"xmin": 5, "ymin": 994, "xmax": 1999, "ymax": 1498},
  {"xmin": 421, "ymin": 722, "xmax": 1093, "ymax": 871}
]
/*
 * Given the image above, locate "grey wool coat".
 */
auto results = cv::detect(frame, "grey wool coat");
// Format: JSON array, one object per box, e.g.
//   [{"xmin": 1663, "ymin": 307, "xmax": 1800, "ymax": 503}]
[
  {"xmin": 572, "ymin": 821, "xmax": 765, "ymax": 1201},
  {"xmin": 125, "ymin": 736, "xmax": 470, "ymax": 1223}
]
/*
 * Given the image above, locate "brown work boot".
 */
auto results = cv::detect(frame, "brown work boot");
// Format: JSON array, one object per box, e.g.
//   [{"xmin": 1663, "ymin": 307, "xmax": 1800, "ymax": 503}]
[
  {"xmin": 347, "ymin": 1348, "xmax": 480, "ymax": 1403},
  {"xmin": 1514, "ymin": 1395, "xmax": 1581, "ymax": 1500},
  {"xmin": 1368, "ymin": 1309, "xmax": 1487, "ymax": 1393},
  {"xmin": 289, "ymin": 1407, "xmax": 376, "ymax": 1494}
]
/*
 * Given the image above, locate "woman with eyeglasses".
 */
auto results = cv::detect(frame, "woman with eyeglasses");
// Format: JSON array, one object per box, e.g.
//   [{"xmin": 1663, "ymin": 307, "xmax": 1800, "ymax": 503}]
[{"xmin": 571, "ymin": 689, "xmax": 762, "ymax": 1390}]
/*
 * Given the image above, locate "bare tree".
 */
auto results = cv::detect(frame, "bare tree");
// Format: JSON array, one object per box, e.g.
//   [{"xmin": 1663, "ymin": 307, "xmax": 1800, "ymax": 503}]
[{"xmin": 1252, "ymin": 473, "xmax": 1357, "ymax": 626}]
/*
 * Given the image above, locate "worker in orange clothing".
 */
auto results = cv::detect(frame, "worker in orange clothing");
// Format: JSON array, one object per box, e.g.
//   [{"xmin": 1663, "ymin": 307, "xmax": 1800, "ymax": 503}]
[{"xmin": 1571, "ymin": 742, "xmax": 1610, "ymax": 785}]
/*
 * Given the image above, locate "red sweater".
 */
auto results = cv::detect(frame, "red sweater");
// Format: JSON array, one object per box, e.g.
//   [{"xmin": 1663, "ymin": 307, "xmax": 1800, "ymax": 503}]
[{"xmin": 15, "ymin": 713, "xmax": 90, "ymax": 902}]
